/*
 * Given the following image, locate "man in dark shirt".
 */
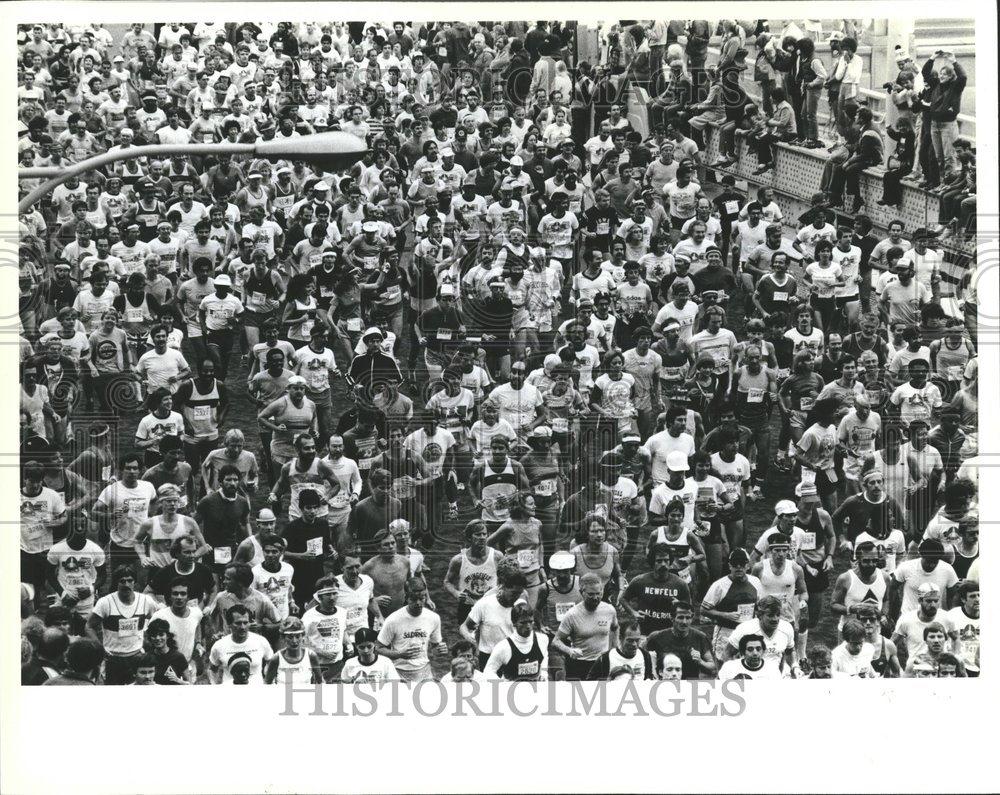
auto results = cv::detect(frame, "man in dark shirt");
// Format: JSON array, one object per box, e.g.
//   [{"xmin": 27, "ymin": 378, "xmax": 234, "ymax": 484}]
[
  {"xmin": 621, "ymin": 543, "xmax": 691, "ymax": 635},
  {"xmin": 22, "ymin": 628, "xmax": 70, "ymax": 685},
  {"xmin": 645, "ymin": 601, "xmax": 716, "ymax": 679},
  {"xmin": 195, "ymin": 464, "xmax": 251, "ymax": 572}
]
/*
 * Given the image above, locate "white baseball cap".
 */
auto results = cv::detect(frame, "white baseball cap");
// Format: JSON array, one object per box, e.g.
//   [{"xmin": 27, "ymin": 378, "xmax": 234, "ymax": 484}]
[
  {"xmin": 666, "ymin": 451, "xmax": 689, "ymax": 472},
  {"xmin": 213, "ymin": 274, "xmax": 233, "ymax": 287},
  {"xmin": 774, "ymin": 499, "xmax": 798, "ymax": 516}
]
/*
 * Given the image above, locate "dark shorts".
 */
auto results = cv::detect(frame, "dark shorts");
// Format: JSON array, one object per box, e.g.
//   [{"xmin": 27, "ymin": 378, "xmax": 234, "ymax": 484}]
[
  {"xmin": 802, "ymin": 565, "xmax": 829, "ymax": 594},
  {"xmin": 243, "ymin": 309, "xmax": 278, "ymax": 329},
  {"xmin": 836, "ymin": 295, "xmax": 860, "ymax": 309},
  {"xmin": 814, "ymin": 468, "xmax": 839, "ymax": 498}
]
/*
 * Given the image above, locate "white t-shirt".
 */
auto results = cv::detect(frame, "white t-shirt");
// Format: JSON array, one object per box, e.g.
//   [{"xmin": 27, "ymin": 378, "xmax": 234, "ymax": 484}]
[
  {"xmin": 301, "ymin": 606, "xmax": 348, "ymax": 664},
  {"xmin": 643, "ymin": 431, "xmax": 696, "ymax": 483},
  {"xmin": 20, "ymin": 487, "xmax": 66, "ymax": 554},
  {"xmin": 47, "ymin": 539, "xmax": 105, "ymax": 614},
  {"xmin": 209, "ymin": 631, "xmax": 273, "ymax": 683},
  {"xmin": 467, "ymin": 590, "xmax": 515, "ymax": 654},
  {"xmin": 377, "ymin": 606, "xmax": 443, "ymax": 672},
  {"xmin": 294, "ymin": 346, "xmax": 338, "ymax": 394},
  {"xmin": 831, "ymin": 641, "xmax": 876, "ymax": 677},
  {"xmin": 137, "ymin": 348, "xmax": 190, "ymax": 392},
  {"xmin": 892, "ymin": 559, "xmax": 959, "ymax": 614},
  {"xmin": 340, "ymin": 653, "xmax": 400, "ymax": 685},
  {"xmin": 199, "ymin": 293, "xmax": 244, "ymax": 331},
  {"xmin": 895, "ymin": 608, "xmax": 956, "ymax": 659},
  {"xmin": 96, "ymin": 480, "xmax": 158, "ymax": 548},
  {"xmin": 336, "ymin": 574, "xmax": 376, "ymax": 643},
  {"xmin": 718, "ymin": 657, "xmax": 782, "ymax": 680},
  {"xmin": 727, "ymin": 617, "xmax": 795, "ymax": 669},
  {"xmin": 946, "ymin": 606, "xmax": 980, "ymax": 672},
  {"xmin": 709, "ymin": 452, "xmax": 751, "ymax": 503},
  {"xmin": 152, "ymin": 605, "xmax": 204, "ymax": 661},
  {"xmin": 488, "ymin": 382, "xmax": 544, "ymax": 434},
  {"xmin": 92, "ymin": 592, "xmax": 160, "ymax": 656}
]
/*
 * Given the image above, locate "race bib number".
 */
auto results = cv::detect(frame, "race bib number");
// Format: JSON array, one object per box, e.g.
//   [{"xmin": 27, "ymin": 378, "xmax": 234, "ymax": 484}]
[
  {"xmin": 517, "ymin": 661, "xmax": 540, "ymax": 677},
  {"xmin": 746, "ymin": 388, "xmax": 765, "ymax": 403},
  {"xmin": 320, "ymin": 285, "xmax": 335, "ymax": 298},
  {"xmin": 535, "ymin": 478, "xmax": 557, "ymax": 497},
  {"xmin": 213, "ymin": 547, "xmax": 232, "ymax": 564},
  {"xmin": 118, "ymin": 617, "xmax": 140, "ymax": 637},
  {"xmin": 724, "ymin": 201, "xmax": 740, "ymax": 216},
  {"xmin": 517, "ymin": 548, "xmax": 537, "ymax": 569},
  {"xmin": 193, "ymin": 405, "xmax": 211, "ymax": 421},
  {"xmin": 346, "ymin": 317, "xmax": 363, "ymax": 332},
  {"xmin": 595, "ymin": 221, "xmax": 610, "ymax": 235},
  {"xmin": 306, "ymin": 537, "xmax": 324, "ymax": 556},
  {"xmin": 436, "ymin": 328, "xmax": 452, "ymax": 340},
  {"xmin": 801, "ymin": 468, "xmax": 817, "ymax": 486},
  {"xmin": 383, "ymin": 286, "xmax": 401, "ymax": 302},
  {"xmin": 776, "ymin": 368, "xmax": 790, "ymax": 379},
  {"xmin": 101, "ymin": 465, "xmax": 112, "ymax": 482},
  {"xmin": 737, "ymin": 603, "xmax": 755, "ymax": 622},
  {"xmin": 330, "ymin": 494, "xmax": 350, "ymax": 510},
  {"xmin": 125, "ymin": 308, "xmax": 143, "ymax": 324},
  {"xmin": 555, "ymin": 602, "xmax": 575, "ymax": 620},
  {"xmin": 800, "ymin": 532, "xmax": 817, "ymax": 551},
  {"xmin": 363, "ymin": 256, "xmax": 379, "ymax": 270},
  {"xmin": 772, "ymin": 291, "xmax": 788, "ymax": 303},
  {"xmin": 947, "ymin": 365, "xmax": 963, "ymax": 381},
  {"xmin": 799, "ymin": 396, "xmax": 816, "ymax": 411},
  {"xmin": 551, "ymin": 417, "xmax": 569, "ymax": 433},
  {"xmin": 250, "ymin": 291, "xmax": 267, "ymax": 307}
]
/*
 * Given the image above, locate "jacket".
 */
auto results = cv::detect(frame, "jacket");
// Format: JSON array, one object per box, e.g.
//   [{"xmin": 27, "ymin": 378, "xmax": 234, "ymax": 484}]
[{"xmin": 923, "ymin": 59, "xmax": 967, "ymax": 122}]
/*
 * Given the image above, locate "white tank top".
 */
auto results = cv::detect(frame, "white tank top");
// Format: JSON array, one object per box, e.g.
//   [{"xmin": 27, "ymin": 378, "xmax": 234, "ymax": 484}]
[
  {"xmin": 761, "ymin": 559, "xmax": 797, "ymax": 622},
  {"xmin": 149, "ymin": 515, "xmax": 179, "ymax": 567},
  {"xmin": 608, "ymin": 647, "xmax": 647, "ymax": 679},
  {"xmin": 838, "ymin": 569, "xmax": 887, "ymax": 630},
  {"xmin": 272, "ymin": 649, "xmax": 314, "ymax": 686},
  {"xmin": 654, "ymin": 527, "xmax": 693, "ymax": 584},
  {"xmin": 288, "ymin": 457, "xmax": 330, "ymax": 519},
  {"xmin": 246, "ymin": 535, "xmax": 265, "ymax": 569},
  {"xmin": 880, "ymin": 452, "xmax": 911, "ymax": 514},
  {"xmin": 458, "ymin": 548, "xmax": 500, "ymax": 601},
  {"xmin": 336, "ymin": 573, "xmax": 375, "ymax": 641},
  {"xmin": 481, "ymin": 458, "xmax": 517, "ymax": 523}
]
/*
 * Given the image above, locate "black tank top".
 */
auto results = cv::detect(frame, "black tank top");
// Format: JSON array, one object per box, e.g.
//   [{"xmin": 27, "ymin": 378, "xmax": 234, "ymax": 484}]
[
  {"xmin": 870, "ymin": 635, "xmax": 890, "ymax": 677},
  {"xmin": 951, "ymin": 546, "xmax": 979, "ymax": 580},
  {"xmin": 497, "ymin": 633, "xmax": 544, "ymax": 681}
]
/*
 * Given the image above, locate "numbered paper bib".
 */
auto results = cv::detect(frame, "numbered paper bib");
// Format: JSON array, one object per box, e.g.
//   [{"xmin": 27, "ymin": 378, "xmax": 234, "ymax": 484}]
[
  {"xmin": 118, "ymin": 617, "xmax": 140, "ymax": 637},
  {"xmin": 724, "ymin": 201, "xmax": 740, "ymax": 215},
  {"xmin": 346, "ymin": 317, "xmax": 363, "ymax": 332},
  {"xmin": 516, "ymin": 548, "xmax": 537, "ymax": 569},
  {"xmin": 363, "ymin": 256, "xmax": 379, "ymax": 270},
  {"xmin": 772, "ymin": 291, "xmax": 788, "ymax": 303},
  {"xmin": 436, "ymin": 328, "xmax": 453, "ymax": 340},
  {"xmin": 193, "ymin": 405, "xmax": 212, "ymax": 421},
  {"xmin": 801, "ymin": 468, "xmax": 817, "ymax": 486},
  {"xmin": 251, "ymin": 291, "xmax": 267, "ymax": 307},
  {"xmin": 737, "ymin": 603, "xmax": 755, "ymax": 621},
  {"xmin": 320, "ymin": 285, "xmax": 335, "ymax": 298},
  {"xmin": 383, "ymin": 286, "xmax": 401, "ymax": 302},
  {"xmin": 947, "ymin": 365, "xmax": 963, "ymax": 381},
  {"xmin": 125, "ymin": 308, "xmax": 144, "ymax": 324},
  {"xmin": 306, "ymin": 537, "xmax": 324, "ymax": 556},
  {"xmin": 799, "ymin": 396, "xmax": 816, "ymax": 411},
  {"xmin": 101, "ymin": 465, "xmax": 112, "ymax": 482},
  {"xmin": 595, "ymin": 221, "xmax": 610, "ymax": 235},
  {"xmin": 330, "ymin": 494, "xmax": 350, "ymax": 510},
  {"xmin": 800, "ymin": 531, "xmax": 817, "ymax": 551},
  {"xmin": 551, "ymin": 417, "xmax": 569, "ymax": 433},
  {"xmin": 213, "ymin": 546, "xmax": 232, "ymax": 565},
  {"xmin": 535, "ymin": 478, "xmax": 557, "ymax": 496},
  {"xmin": 746, "ymin": 388, "xmax": 765, "ymax": 403},
  {"xmin": 555, "ymin": 602, "xmax": 575, "ymax": 620},
  {"xmin": 517, "ymin": 661, "xmax": 540, "ymax": 677}
]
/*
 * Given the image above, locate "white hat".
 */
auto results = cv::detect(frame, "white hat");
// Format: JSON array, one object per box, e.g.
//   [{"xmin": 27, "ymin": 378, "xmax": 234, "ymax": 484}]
[
  {"xmin": 774, "ymin": 499, "xmax": 798, "ymax": 516},
  {"xmin": 287, "ymin": 375, "xmax": 307, "ymax": 386},
  {"xmin": 666, "ymin": 451, "xmax": 689, "ymax": 472},
  {"xmin": 361, "ymin": 220, "xmax": 379, "ymax": 233},
  {"xmin": 213, "ymin": 274, "xmax": 233, "ymax": 287},
  {"xmin": 257, "ymin": 508, "xmax": 277, "ymax": 521},
  {"xmin": 509, "ymin": 155, "xmax": 523, "ymax": 166},
  {"xmin": 362, "ymin": 326, "xmax": 384, "ymax": 340},
  {"xmin": 439, "ymin": 284, "xmax": 456, "ymax": 297},
  {"xmin": 549, "ymin": 551, "xmax": 576, "ymax": 571},
  {"xmin": 312, "ymin": 181, "xmax": 330, "ymax": 191},
  {"xmin": 917, "ymin": 582, "xmax": 941, "ymax": 597},
  {"xmin": 440, "ymin": 147, "xmax": 454, "ymax": 157}
]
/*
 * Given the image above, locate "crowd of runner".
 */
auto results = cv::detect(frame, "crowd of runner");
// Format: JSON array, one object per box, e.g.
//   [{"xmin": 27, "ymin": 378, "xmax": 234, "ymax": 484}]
[{"xmin": 17, "ymin": 20, "xmax": 981, "ymax": 686}]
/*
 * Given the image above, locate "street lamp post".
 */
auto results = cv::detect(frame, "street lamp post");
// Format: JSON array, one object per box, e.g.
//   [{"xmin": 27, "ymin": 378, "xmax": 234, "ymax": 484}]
[{"xmin": 18, "ymin": 131, "xmax": 369, "ymax": 214}]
